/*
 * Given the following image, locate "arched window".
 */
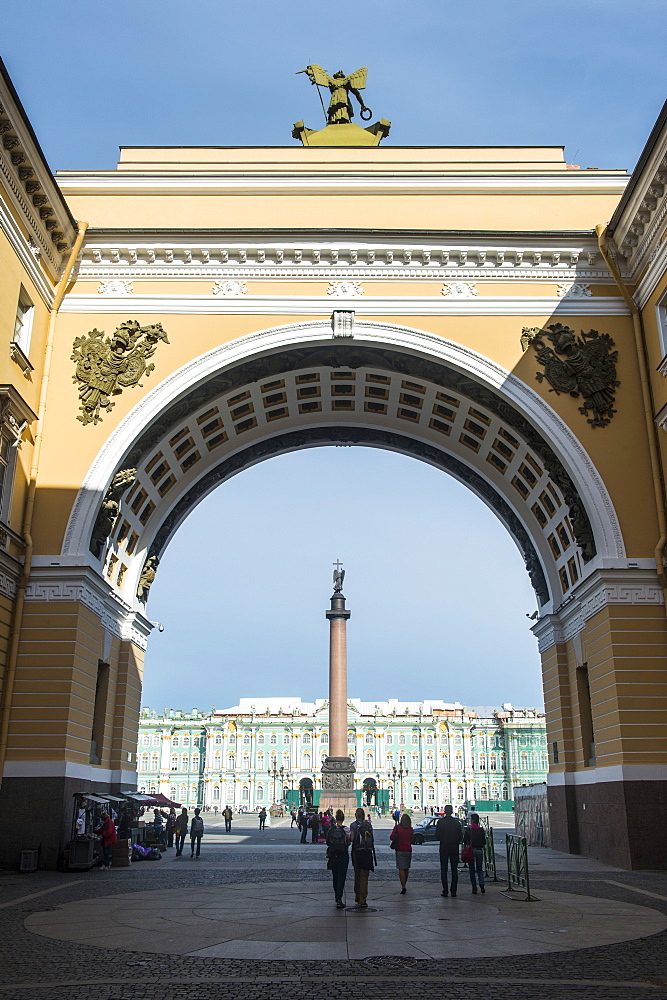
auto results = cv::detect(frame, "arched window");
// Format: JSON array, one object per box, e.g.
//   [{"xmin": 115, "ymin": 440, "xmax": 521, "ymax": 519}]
[
  {"xmin": 321, "ymin": 732, "xmax": 328, "ymax": 744},
  {"xmin": 183, "ymin": 736, "xmax": 190, "ymax": 748},
  {"xmin": 242, "ymin": 784, "xmax": 249, "ymax": 801},
  {"xmin": 411, "ymin": 753, "xmax": 419, "ymax": 769},
  {"xmin": 454, "ymin": 734, "xmax": 462, "ymax": 746},
  {"xmin": 365, "ymin": 732, "xmax": 374, "ymax": 744},
  {"xmin": 149, "ymin": 782, "xmax": 157, "ymax": 794},
  {"xmin": 243, "ymin": 733, "xmax": 250, "ymax": 745},
  {"xmin": 228, "ymin": 753, "xmax": 235, "ymax": 769},
  {"xmin": 386, "ymin": 753, "xmax": 393, "ymax": 767},
  {"xmin": 214, "ymin": 752, "xmax": 221, "ymax": 768},
  {"xmin": 426, "ymin": 734, "xmax": 433, "ymax": 745},
  {"xmin": 172, "ymin": 736, "xmax": 180, "ymax": 747},
  {"xmin": 190, "ymin": 783, "xmax": 197, "ymax": 800},
  {"xmin": 270, "ymin": 754, "xmax": 277, "ymax": 769},
  {"xmin": 412, "ymin": 783, "xmax": 420, "ymax": 802},
  {"xmin": 426, "ymin": 753, "xmax": 434, "ymax": 769},
  {"xmin": 302, "ymin": 753, "xmax": 311, "ymax": 770},
  {"xmin": 283, "ymin": 752, "xmax": 290, "ymax": 767},
  {"xmin": 228, "ymin": 734, "xmax": 236, "ymax": 746},
  {"xmin": 270, "ymin": 733, "xmax": 277, "ymax": 745},
  {"xmin": 257, "ymin": 752, "xmax": 264, "ymax": 768},
  {"xmin": 481, "ymin": 784, "xmax": 488, "ymax": 799},
  {"xmin": 490, "ymin": 754, "xmax": 497, "ymax": 771},
  {"xmin": 302, "ymin": 733, "xmax": 311, "ymax": 744},
  {"xmin": 152, "ymin": 735, "xmax": 160, "ymax": 747},
  {"xmin": 491, "ymin": 783, "xmax": 499, "ymax": 799},
  {"xmin": 179, "ymin": 783, "xmax": 187, "ymax": 799},
  {"xmin": 242, "ymin": 753, "xmax": 250, "ymax": 768},
  {"xmin": 502, "ymin": 784, "xmax": 509, "ymax": 800},
  {"xmin": 457, "ymin": 783, "xmax": 464, "ymax": 802},
  {"xmin": 140, "ymin": 755, "xmax": 148, "ymax": 772},
  {"xmin": 258, "ymin": 734, "xmax": 265, "ymax": 745},
  {"xmin": 479, "ymin": 753, "xmax": 486, "ymax": 770},
  {"xmin": 411, "ymin": 734, "xmax": 418, "ymax": 745},
  {"xmin": 213, "ymin": 785, "xmax": 220, "ymax": 801},
  {"xmin": 399, "ymin": 734, "xmax": 406, "ymax": 746},
  {"xmin": 441, "ymin": 752, "xmax": 448, "ymax": 767},
  {"xmin": 440, "ymin": 734, "xmax": 447, "ymax": 744},
  {"xmin": 386, "ymin": 734, "xmax": 393, "ymax": 745},
  {"xmin": 170, "ymin": 785, "xmax": 177, "ymax": 798},
  {"xmin": 142, "ymin": 735, "xmax": 150, "ymax": 747},
  {"xmin": 215, "ymin": 734, "xmax": 222, "ymax": 745},
  {"xmin": 365, "ymin": 752, "xmax": 374, "ymax": 770},
  {"xmin": 520, "ymin": 752, "xmax": 528, "ymax": 770},
  {"xmin": 192, "ymin": 754, "xmax": 199, "ymax": 770},
  {"xmin": 455, "ymin": 752, "xmax": 462, "ymax": 769},
  {"xmin": 399, "ymin": 753, "xmax": 406, "ymax": 768},
  {"xmin": 427, "ymin": 784, "xmax": 435, "ymax": 801},
  {"xmin": 256, "ymin": 784, "xmax": 264, "ymax": 801},
  {"xmin": 181, "ymin": 754, "xmax": 188, "ymax": 771},
  {"xmin": 193, "ymin": 737, "xmax": 200, "ymax": 748},
  {"xmin": 226, "ymin": 782, "xmax": 234, "ymax": 801},
  {"xmin": 541, "ymin": 752, "xmax": 548, "ymax": 769},
  {"xmin": 151, "ymin": 753, "xmax": 159, "ymax": 771},
  {"xmin": 170, "ymin": 755, "xmax": 177, "ymax": 771}
]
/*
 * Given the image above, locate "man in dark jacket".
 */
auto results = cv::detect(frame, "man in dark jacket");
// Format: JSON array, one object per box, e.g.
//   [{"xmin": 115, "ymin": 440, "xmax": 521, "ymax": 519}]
[{"xmin": 435, "ymin": 804, "xmax": 462, "ymax": 897}]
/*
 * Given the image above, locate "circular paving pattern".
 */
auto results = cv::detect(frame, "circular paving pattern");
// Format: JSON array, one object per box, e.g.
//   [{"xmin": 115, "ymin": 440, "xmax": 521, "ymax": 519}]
[{"xmin": 25, "ymin": 880, "xmax": 667, "ymax": 961}]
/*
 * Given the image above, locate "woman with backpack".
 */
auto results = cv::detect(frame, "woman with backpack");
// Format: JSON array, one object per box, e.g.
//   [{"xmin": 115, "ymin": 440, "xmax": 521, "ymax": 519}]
[
  {"xmin": 390, "ymin": 812, "xmax": 414, "ymax": 893},
  {"xmin": 325, "ymin": 809, "xmax": 349, "ymax": 909},
  {"xmin": 350, "ymin": 807, "xmax": 375, "ymax": 908}
]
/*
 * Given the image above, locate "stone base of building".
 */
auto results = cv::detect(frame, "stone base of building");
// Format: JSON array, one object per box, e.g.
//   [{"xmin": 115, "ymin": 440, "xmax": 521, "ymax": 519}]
[
  {"xmin": 0, "ymin": 774, "xmax": 125, "ymax": 871},
  {"xmin": 548, "ymin": 777, "xmax": 667, "ymax": 869}
]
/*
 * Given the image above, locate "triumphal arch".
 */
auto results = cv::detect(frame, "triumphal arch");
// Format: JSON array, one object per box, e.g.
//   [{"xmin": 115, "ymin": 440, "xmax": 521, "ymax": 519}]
[{"xmin": 1, "ymin": 59, "xmax": 666, "ymax": 868}]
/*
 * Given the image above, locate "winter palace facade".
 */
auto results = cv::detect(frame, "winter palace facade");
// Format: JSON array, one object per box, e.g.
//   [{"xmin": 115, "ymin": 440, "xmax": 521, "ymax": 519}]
[{"xmin": 137, "ymin": 698, "xmax": 548, "ymax": 811}]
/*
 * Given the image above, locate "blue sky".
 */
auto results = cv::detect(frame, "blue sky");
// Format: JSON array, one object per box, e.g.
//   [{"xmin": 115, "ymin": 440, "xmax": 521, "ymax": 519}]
[{"xmin": 3, "ymin": 1, "xmax": 664, "ymax": 709}]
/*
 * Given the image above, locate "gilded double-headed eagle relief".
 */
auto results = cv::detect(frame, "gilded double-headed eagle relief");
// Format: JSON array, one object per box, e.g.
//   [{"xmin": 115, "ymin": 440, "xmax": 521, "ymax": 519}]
[
  {"xmin": 522, "ymin": 323, "xmax": 620, "ymax": 428},
  {"xmin": 71, "ymin": 320, "xmax": 169, "ymax": 425}
]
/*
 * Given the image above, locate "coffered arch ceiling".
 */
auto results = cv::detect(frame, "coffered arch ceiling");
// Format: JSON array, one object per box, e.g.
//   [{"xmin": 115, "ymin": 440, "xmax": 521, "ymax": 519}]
[{"xmin": 63, "ymin": 321, "xmax": 625, "ymax": 615}]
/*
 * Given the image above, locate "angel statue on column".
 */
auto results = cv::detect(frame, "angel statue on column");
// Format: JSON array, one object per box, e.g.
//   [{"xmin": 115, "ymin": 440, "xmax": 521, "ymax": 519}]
[{"xmin": 297, "ymin": 65, "xmax": 372, "ymax": 125}]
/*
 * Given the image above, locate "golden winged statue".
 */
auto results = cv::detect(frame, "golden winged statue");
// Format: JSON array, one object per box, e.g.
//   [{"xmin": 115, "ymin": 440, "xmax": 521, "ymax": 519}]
[
  {"xmin": 298, "ymin": 64, "xmax": 371, "ymax": 124},
  {"xmin": 71, "ymin": 320, "xmax": 169, "ymax": 425}
]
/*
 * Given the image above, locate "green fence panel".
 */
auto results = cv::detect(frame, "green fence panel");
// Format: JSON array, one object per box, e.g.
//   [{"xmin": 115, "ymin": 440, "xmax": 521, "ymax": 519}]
[{"xmin": 501, "ymin": 833, "xmax": 539, "ymax": 901}]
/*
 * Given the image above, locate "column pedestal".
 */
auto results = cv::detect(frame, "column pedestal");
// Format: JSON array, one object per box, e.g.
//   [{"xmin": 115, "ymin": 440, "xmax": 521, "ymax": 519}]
[{"xmin": 321, "ymin": 755, "xmax": 357, "ymax": 816}]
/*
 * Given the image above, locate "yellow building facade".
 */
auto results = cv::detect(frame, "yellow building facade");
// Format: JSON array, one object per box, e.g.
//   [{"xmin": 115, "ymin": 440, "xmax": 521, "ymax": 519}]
[{"xmin": 0, "ymin": 56, "xmax": 666, "ymax": 868}]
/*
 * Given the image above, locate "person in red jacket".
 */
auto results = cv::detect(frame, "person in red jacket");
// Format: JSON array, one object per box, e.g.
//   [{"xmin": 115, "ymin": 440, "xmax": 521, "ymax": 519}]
[
  {"xmin": 95, "ymin": 812, "xmax": 117, "ymax": 869},
  {"xmin": 389, "ymin": 812, "xmax": 414, "ymax": 894}
]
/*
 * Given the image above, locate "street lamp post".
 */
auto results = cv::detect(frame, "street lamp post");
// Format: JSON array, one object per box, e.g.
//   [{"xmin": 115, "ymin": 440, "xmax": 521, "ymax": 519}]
[{"xmin": 391, "ymin": 764, "xmax": 407, "ymax": 810}]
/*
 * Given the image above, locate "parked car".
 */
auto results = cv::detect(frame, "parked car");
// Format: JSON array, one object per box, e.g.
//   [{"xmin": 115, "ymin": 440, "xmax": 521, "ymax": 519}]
[{"xmin": 412, "ymin": 816, "xmax": 440, "ymax": 845}]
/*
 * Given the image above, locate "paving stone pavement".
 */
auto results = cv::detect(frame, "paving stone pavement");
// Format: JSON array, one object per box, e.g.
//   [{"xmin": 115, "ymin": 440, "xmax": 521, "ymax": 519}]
[{"xmin": 1, "ymin": 820, "xmax": 667, "ymax": 999}]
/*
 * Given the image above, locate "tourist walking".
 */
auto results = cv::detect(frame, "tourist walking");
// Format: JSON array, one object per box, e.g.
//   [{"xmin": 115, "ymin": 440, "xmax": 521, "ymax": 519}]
[
  {"xmin": 326, "ymin": 809, "xmax": 350, "ymax": 908},
  {"xmin": 463, "ymin": 812, "xmax": 486, "ymax": 893},
  {"xmin": 174, "ymin": 808, "xmax": 188, "ymax": 856},
  {"xmin": 390, "ymin": 812, "xmax": 414, "ymax": 893},
  {"xmin": 190, "ymin": 807, "xmax": 204, "ymax": 859},
  {"xmin": 349, "ymin": 807, "xmax": 376, "ymax": 908},
  {"xmin": 310, "ymin": 810, "xmax": 320, "ymax": 843},
  {"xmin": 258, "ymin": 807, "xmax": 267, "ymax": 830},
  {"xmin": 299, "ymin": 809, "xmax": 309, "ymax": 843},
  {"xmin": 95, "ymin": 811, "xmax": 117, "ymax": 869},
  {"xmin": 165, "ymin": 808, "xmax": 176, "ymax": 848},
  {"xmin": 223, "ymin": 805, "xmax": 233, "ymax": 833},
  {"xmin": 290, "ymin": 809, "xmax": 297, "ymax": 827},
  {"xmin": 435, "ymin": 804, "xmax": 462, "ymax": 897}
]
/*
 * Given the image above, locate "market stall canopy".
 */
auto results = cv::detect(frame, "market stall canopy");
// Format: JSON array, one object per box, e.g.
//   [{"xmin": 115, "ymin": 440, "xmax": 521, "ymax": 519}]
[{"xmin": 150, "ymin": 793, "xmax": 182, "ymax": 808}]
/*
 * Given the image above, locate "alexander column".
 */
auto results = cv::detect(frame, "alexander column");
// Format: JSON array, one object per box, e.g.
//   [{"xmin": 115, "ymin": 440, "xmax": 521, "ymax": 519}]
[{"xmin": 321, "ymin": 561, "xmax": 357, "ymax": 814}]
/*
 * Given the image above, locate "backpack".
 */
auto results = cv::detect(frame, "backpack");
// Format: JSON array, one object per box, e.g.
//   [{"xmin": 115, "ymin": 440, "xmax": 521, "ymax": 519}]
[
  {"xmin": 327, "ymin": 824, "xmax": 347, "ymax": 854},
  {"xmin": 191, "ymin": 816, "xmax": 204, "ymax": 835},
  {"xmin": 354, "ymin": 821, "xmax": 374, "ymax": 852}
]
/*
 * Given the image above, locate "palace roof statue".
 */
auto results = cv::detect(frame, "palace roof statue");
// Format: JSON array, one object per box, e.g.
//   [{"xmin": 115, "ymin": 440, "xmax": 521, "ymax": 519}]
[{"xmin": 293, "ymin": 63, "xmax": 391, "ymax": 148}]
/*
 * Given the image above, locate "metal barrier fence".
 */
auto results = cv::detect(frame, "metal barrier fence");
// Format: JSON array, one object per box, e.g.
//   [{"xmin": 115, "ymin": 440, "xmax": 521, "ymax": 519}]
[
  {"xmin": 501, "ymin": 833, "xmax": 539, "ymax": 901},
  {"xmin": 483, "ymin": 826, "xmax": 500, "ymax": 882}
]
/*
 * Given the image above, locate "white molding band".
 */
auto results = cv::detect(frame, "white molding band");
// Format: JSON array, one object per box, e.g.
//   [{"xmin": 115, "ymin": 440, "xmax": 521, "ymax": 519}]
[
  {"xmin": 0, "ymin": 196, "xmax": 55, "ymax": 307},
  {"xmin": 532, "ymin": 567, "xmax": 665, "ymax": 652},
  {"xmin": 56, "ymin": 171, "xmax": 630, "ymax": 196},
  {"xmin": 26, "ymin": 560, "xmax": 153, "ymax": 650},
  {"xmin": 2, "ymin": 760, "xmax": 137, "ymax": 783},
  {"xmin": 59, "ymin": 293, "xmax": 630, "ymax": 317},
  {"xmin": 548, "ymin": 764, "xmax": 667, "ymax": 786}
]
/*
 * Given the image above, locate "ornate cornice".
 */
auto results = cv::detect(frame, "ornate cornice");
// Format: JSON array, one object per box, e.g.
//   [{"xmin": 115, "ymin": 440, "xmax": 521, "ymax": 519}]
[
  {"xmin": 531, "ymin": 567, "xmax": 664, "ymax": 652},
  {"xmin": 0, "ymin": 81, "xmax": 75, "ymax": 277},
  {"xmin": 26, "ymin": 561, "xmax": 153, "ymax": 650}
]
